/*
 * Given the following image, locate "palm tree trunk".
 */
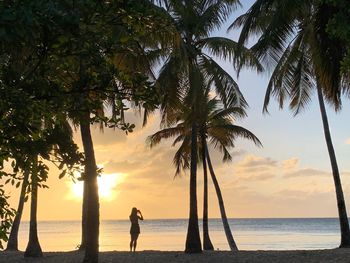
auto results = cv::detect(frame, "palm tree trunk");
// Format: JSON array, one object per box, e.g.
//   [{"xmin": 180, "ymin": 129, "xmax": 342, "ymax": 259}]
[
  {"xmin": 316, "ymin": 83, "xmax": 350, "ymax": 247},
  {"xmin": 205, "ymin": 141, "xmax": 238, "ymax": 251},
  {"xmin": 201, "ymin": 135, "xmax": 214, "ymax": 250},
  {"xmin": 80, "ymin": 114, "xmax": 100, "ymax": 263},
  {"xmin": 24, "ymin": 157, "xmax": 43, "ymax": 257},
  {"xmin": 185, "ymin": 121, "xmax": 202, "ymax": 253},
  {"xmin": 6, "ymin": 170, "xmax": 29, "ymax": 251},
  {"xmin": 79, "ymin": 181, "xmax": 88, "ymax": 251}
]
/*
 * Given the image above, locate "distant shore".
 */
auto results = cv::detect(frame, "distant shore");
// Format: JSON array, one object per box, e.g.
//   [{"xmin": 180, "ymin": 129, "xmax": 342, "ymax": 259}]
[{"xmin": 2, "ymin": 249, "xmax": 350, "ymax": 263}]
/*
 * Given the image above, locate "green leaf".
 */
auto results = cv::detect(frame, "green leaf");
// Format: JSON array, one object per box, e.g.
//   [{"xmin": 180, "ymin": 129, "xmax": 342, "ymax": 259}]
[{"xmin": 58, "ymin": 170, "xmax": 66, "ymax": 179}]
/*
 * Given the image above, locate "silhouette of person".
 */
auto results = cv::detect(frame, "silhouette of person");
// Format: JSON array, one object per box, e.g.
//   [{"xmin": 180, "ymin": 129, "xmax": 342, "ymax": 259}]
[{"xmin": 129, "ymin": 207, "xmax": 143, "ymax": 252}]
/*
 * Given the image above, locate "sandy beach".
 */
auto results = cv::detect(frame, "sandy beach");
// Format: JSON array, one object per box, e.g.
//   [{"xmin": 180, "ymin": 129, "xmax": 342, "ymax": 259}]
[{"xmin": 1, "ymin": 249, "xmax": 350, "ymax": 263}]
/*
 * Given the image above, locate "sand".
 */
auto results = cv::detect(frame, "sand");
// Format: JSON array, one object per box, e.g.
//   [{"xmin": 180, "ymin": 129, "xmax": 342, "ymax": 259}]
[{"xmin": 1, "ymin": 249, "xmax": 350, "ymax": 263}]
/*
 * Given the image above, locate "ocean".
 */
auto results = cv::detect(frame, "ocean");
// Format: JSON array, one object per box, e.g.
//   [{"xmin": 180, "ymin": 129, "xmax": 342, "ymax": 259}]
[{"xmin": 15, "ymin": 218, "xmax": 341, "ymax": 252}]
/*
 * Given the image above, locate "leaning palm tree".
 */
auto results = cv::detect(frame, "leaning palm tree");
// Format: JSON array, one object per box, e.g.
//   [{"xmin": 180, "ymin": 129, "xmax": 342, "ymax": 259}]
[
  {"xmin": 6, "ymin": 170, "xmax": 29, "ymax": 251},
  {"xmin": 153, "ymin": 0, "xmax": 262, "ymax": 252},
  {"xmin": 231, "ymin": 0, "xmax": 350, "ymax": 247},
  {"xmin": 149, "ymin": 88, "xmax": 261, "ymax": 251},
  {"xmin": 201, "ymin": 101, "xmax": 262, "ymax": 252}
]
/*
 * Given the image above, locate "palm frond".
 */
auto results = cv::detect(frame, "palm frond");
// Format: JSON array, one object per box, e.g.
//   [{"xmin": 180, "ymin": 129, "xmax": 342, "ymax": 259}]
[
  {"xmin": 289, "ymin": 44, "xmax": 314, "ymax": 115},
  {"xmin": 209, "ymin": 124, "xmax": 262, "ymax": 148},
  {"xmin": 311, "ymin": 3, "xmax": 345, "ymax": 110},
  {"xmin": 195, "ymin": 1, "xmax": 240, "ymax": 38},
  {"xmin": 209, "ymin": 105, "xmax": 247, "ymax": 122},
  {"xmin": 147, "ymin": 125, "xmax": 185, "ymax": 147},
  {"xmin": 228, "ymin": 0, "xmax": 276, "ymax": 43},
  {"xmin": 173, "ymin": 134, "xmax": 191, "ymax": 175},
  {"xmin": 198, "ymin": 55, "xmax": 247, "ymax": 108},
  {"xmin": 262, "ymin": 29, "xmax": 305, "ymax": 113},
  {"xmin": 156, "ymin": 55, "xmax": 187, "ymax": 126},
  {"xmin": 199, "ymin": 36, "xmax": 263, "ymax": 74}
]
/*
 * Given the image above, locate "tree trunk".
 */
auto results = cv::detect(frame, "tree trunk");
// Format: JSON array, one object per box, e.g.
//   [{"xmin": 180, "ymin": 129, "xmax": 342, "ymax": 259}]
[
  {"xmin": 80, "ymin": 114, "xmax": 100, "ymax": 263},
  {"xmin": 316, "ymin": 83, "xmax": 350, "ymax": 247},
  {"xmin": 79, "ymin": 181, "xmax": 88, "ymax": 251},
  {"xmin": 24, "ymin": 158, "xmax": 43, "ymax": 257},
  {"xmin": 6, "ymin": 170, "xmax": 29, "ymax": 251},
  {"xmin": 185, "ymin": 121, "xmax": 202, "ymax": 253},
  {"xmin": 201, "ymin": 135, "xmax": 214, "ymax": 250},
  {"xmin": 205, "ymin": 141, "xmax": 238, "ymax": 251}
]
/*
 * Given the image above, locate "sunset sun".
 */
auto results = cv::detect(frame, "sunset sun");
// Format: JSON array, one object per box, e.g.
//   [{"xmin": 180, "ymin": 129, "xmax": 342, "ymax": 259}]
[{"xmin": 70, "ymin": 173, "xmax": 125, "ymax": 201}]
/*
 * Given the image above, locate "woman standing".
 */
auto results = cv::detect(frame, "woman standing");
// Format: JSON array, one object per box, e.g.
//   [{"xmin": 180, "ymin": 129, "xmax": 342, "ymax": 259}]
[{"xmin": 129, "ymin": 207, "xmax": 143, "ymax": 252}]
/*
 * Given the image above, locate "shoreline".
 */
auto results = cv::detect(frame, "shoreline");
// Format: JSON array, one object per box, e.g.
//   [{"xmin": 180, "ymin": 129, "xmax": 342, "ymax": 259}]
[{"xmin": 2, "ymin": 249, "xmax": 350, "ymax": 263}]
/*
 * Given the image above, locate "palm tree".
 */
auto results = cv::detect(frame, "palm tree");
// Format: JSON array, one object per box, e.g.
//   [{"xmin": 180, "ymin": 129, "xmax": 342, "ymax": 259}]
[
  {"xmin": 6, "ymin": 170, "xmax": 29, "ymax": 251},
  {"xmin": 149, "ymin": 88, "xmax": 261, "ymax": 251},
  {"xmin": 24, "ymin": 157, "xmax": 43, "ymax": 257},
  {"xmin": 79, "ymin": 113, "xmax": 99, "ymax": 263},
  {"xmin": 201, "ymin": 103, "xmax": 261, "ymax": 251},
  {"xmin": 153, "ymin": 0, "xmax": 262, "ymax": 252},
  {"xmin": 231, "ymin": 0, "xmax": 350, "ymax": 247},
  {"xmin": 201, "ymin": 134, "xmax": 214, "ymax": 250},
  {"xmin": 22, "ymin": 118, "xmax": 81, "ymax": 257}
]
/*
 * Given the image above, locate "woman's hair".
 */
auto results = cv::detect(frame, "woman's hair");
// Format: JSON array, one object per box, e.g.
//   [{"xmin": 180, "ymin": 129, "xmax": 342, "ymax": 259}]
[{"xmin": 130, "ymin": 207, "xmax": 138, "ymax": 217}]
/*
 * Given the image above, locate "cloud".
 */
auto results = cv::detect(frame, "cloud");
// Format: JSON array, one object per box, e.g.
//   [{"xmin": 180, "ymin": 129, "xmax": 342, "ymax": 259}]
[
  {"xmin": 284, "ymin": 168, "xmax": 329, "ymax": 178},
  {"xmin": 244, "ymin": 172, "xmax": 276, "ymax": 181},
  {"xmin": 238, "ymin": 155, "xmax": 278, "ymax": 168},
  {"xmin": 346, "ymin": 138, "xmax": 350, "ymax": 145},
  {"xmin": 231, "ymin": 155, "xmax": 279, "ymax": 180},
  {"xmin": 103, "ymin": 160, "xmax": 142, "ymax": 174},
  {"xmin": 282, "ymin": 158, "xmax": 299, "ymax": 170}
]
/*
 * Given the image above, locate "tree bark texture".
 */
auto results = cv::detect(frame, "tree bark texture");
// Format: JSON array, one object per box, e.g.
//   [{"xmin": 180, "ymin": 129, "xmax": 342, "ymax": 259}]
[
  {"xmin": 24, "ymin": 158, "xmax": 43, "ymax": 257},
  {"xmin": 79, "ymin": 181, "xmax": 88, "ymax": 251},
  {"xmin": 201, "ymin": 135, "xmax": 214, "ymax": 250},
  {"xmin": 185, "ymin": 121, "xmax": 202, "ymax": 253},
  {"xmin": 80, "ymin": 115, "xmax": 100, "ymax": 263}
]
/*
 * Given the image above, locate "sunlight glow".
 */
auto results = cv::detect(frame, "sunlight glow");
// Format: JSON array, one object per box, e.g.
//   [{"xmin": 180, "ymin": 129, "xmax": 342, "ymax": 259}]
[{"xmin": 69, "ymin": 173, "xmax": 126, "ymax": 202}]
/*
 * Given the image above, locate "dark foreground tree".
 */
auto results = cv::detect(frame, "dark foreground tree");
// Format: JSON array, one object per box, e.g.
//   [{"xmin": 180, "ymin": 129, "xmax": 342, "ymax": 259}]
[
  {"xmin": 47, "ymin": 2, "xmax": 169, "ymax": 261},
  {"xmin": 0, "ymin": 0, "xmax": 82, "ymax": 254}
]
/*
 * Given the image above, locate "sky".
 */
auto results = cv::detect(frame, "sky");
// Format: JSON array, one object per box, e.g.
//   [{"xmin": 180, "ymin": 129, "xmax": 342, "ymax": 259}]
[{"xmin": 2, "ymin": 1, "xmax": 350, "ymax": 221}]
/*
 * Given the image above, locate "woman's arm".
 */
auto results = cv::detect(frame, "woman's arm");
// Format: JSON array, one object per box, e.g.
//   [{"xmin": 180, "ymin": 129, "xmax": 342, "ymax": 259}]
[{"xmin": 137, "ymin": 210, "xmax": 144, "ymax": 220}]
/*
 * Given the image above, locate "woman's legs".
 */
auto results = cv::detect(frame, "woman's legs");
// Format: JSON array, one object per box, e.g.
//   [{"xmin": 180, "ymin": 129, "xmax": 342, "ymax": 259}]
[
  {"xmin": 130, "ymin": 237, "xmax": 133, "ymax": 252},
  {"xmin": 133, "ymin": 239, "xmax": 137, "ymax": 251},
  {"xmin": 133, "ymin": 234, "xmax": 139, "ymax": 251},
  {"xmin": 130, "ymin": 234, "xmax": 139, "ymax": 252}
]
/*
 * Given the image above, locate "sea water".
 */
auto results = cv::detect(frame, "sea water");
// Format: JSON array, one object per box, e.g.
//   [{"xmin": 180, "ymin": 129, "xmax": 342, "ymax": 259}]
[{"xmin": 15, "ymin": 218, "xmax": 341, "ymax": 251}]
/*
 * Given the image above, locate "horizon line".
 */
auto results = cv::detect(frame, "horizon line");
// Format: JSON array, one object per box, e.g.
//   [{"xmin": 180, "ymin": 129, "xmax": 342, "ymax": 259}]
[{"xmin": 20, "ymin": 217, "xmax": 344, "ymax": 222}]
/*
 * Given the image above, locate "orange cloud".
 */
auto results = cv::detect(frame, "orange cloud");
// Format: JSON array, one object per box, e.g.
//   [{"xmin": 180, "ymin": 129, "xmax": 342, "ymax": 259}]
[{"xmin": 282, "ymin": 158, "xmax": 299, "ymax": 170}]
